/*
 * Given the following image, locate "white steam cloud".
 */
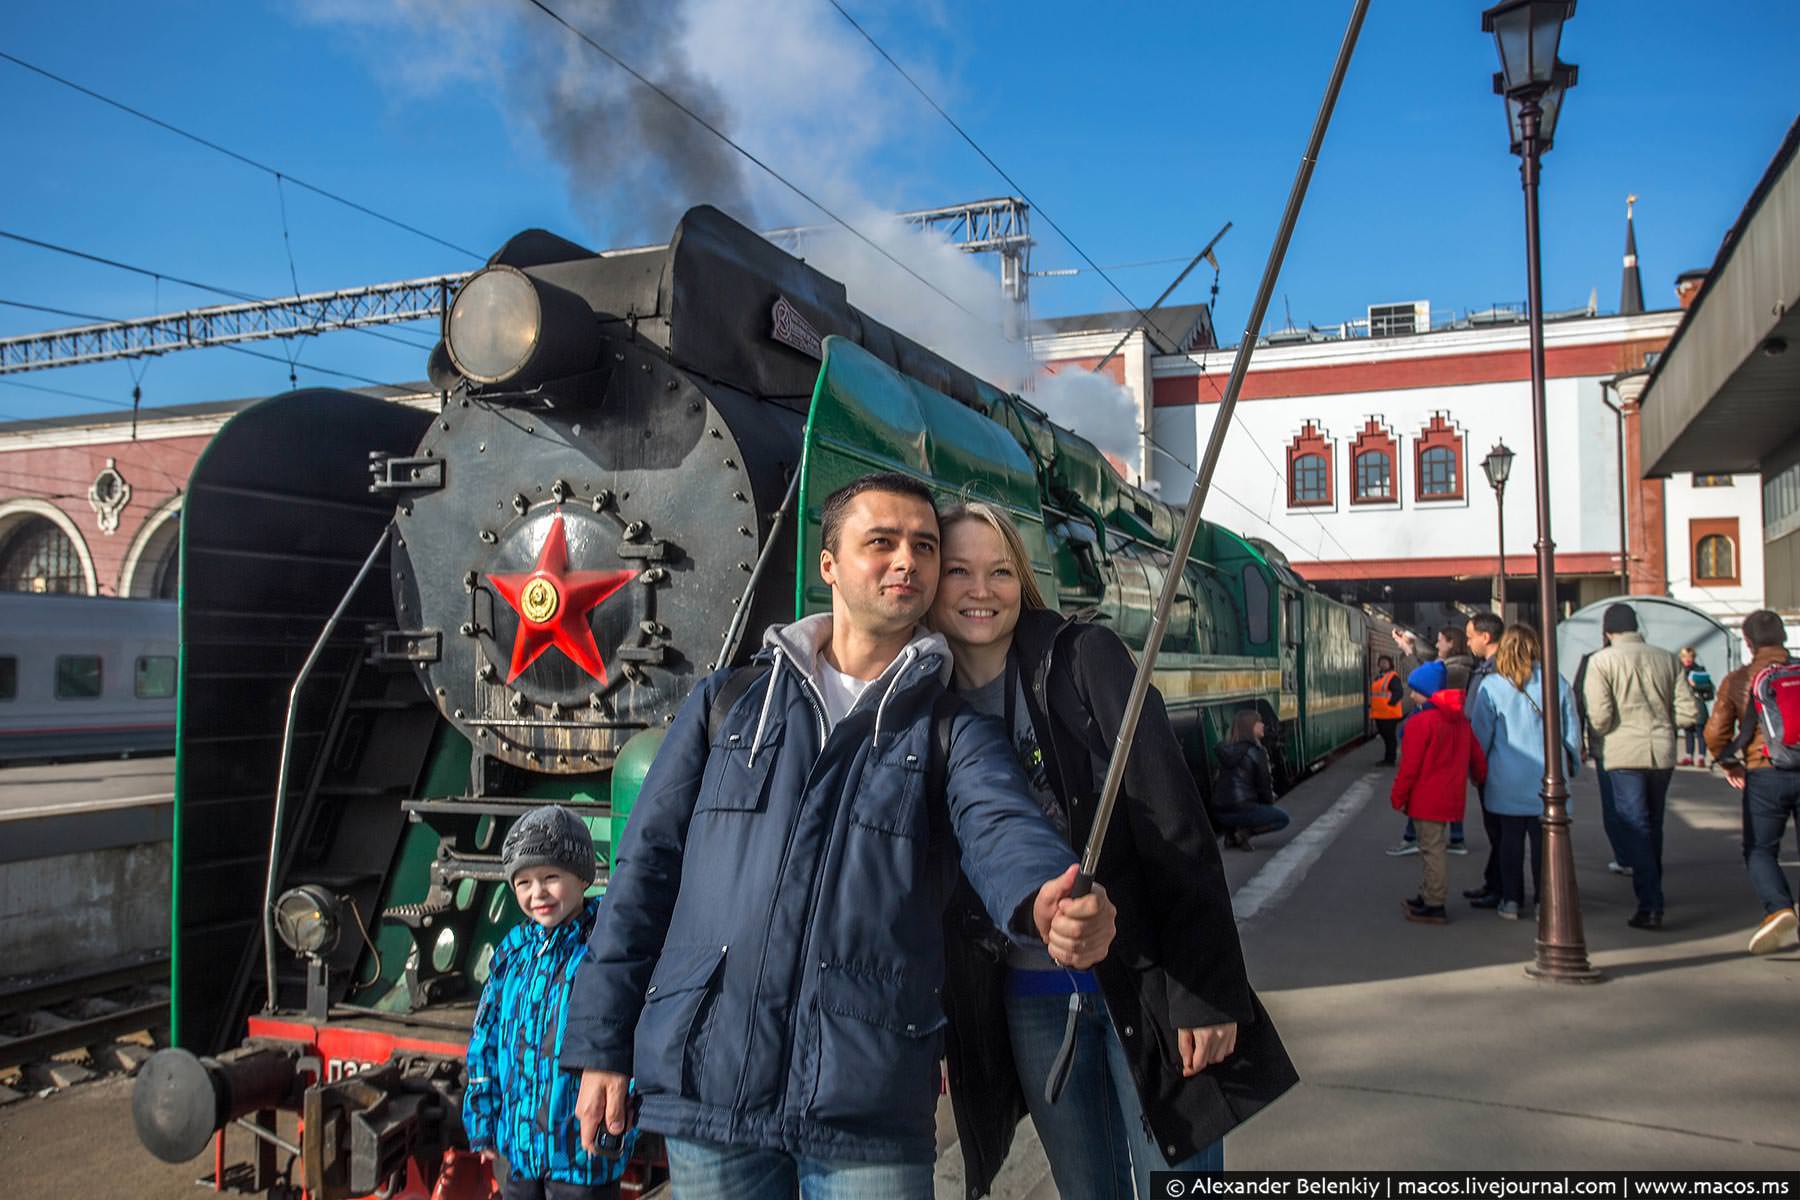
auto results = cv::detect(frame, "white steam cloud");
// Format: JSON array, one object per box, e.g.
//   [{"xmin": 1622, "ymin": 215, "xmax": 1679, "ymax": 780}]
[{"xmin": 305, "ymin": 0, "xmax": 1141, "ymax": 475}]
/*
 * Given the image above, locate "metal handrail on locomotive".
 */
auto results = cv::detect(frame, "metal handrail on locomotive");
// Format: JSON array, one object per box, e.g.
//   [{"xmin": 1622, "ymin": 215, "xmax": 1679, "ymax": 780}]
[{"xmin": 131, "ymin": 207, "xmax": 1375, "ymax": 1200}]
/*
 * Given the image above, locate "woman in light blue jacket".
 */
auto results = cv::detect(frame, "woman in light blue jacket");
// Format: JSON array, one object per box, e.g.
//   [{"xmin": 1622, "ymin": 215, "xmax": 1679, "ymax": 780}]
[{"xmin": 1467, "ymin": 624, "xmax": 1583, "ymax": 919}]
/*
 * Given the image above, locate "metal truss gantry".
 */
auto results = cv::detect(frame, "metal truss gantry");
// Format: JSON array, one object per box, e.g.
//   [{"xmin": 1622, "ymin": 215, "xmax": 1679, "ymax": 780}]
[{"xmin": 0, "ymin": 198, "xmax": 1034, "ymax": 375}]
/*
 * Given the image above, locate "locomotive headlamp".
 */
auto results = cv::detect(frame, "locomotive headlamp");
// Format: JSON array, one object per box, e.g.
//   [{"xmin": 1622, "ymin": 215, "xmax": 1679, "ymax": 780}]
[
  {"xmin": 273, "ymin": 884, "xmax": 342, "ymax": 958},
  {"xmin": 445, "ymin": 265, "xmax": 595, "ymax": 387}
]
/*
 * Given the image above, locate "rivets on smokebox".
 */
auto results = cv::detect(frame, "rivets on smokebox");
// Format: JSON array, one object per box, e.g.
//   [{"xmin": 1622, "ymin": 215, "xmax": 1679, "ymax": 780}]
[
  {"xmin": 512, "ymin": 493, "xmax": 530, "ymax": 515},
  {"xmin": 588, "ymin": 692, "xmax": 605, "ymax": 711},
  {"xmin": 640, "ymin": 567, "xmax": 667, "ymax": 585},
  {"xmin": 639, "ymin": 620, "xmax": 666, "ymax": 637},
  {"xmin": 479, "ymin": 663, "xmax": 498, "ymax": 683},
  {"xmin": 463, "ymin": 570, "xmax": 478, "ymax": 592},
  {"xmin": 592, "ymin": 489, "xmax": 613, "ymax": 512},
  {"xmin": 722, "ymin": 458, "xmax": 736, "ymax": 469},
  {"xmin": 551, "ymin": 479, "xmax": 571, "ymax": 502},
  {"xmin": 510, "ymin": 692, "xmax": 530, "ymax": 715},
  {"xmin": 738, "ymin": 562, "xmax": 752, "ymax": 573},
  {"xmin": 624, "ymin": 520, "xmax": 648, "ymax": 541},
  {"xmin": 738, "ymin": 526, "xmax": 753, "ymax": 537},
  {"xmin": 549, "ymin": 702, "xmax": 566, "ymax": 720},
  {"xmin": 665, "ymin": 379, "xmax": 678, "ymax": 392},
  {"xmin": 709, "ymin": 428, "xmax": 723, "ymax": 439},
  {"xmin": 479, "ymin": 529, "xmax": 497, "ymax": 545},
  {"xmin": 459, "ymin": 622, "xmax": 478, "ymax": 637}
]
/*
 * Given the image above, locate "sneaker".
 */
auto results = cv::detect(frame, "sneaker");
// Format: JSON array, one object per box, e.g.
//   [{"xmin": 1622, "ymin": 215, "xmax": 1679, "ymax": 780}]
[
  {"xmin": 1496, "ymin": 900, "xmax": 1521, "ymax": 920},
  {"xmin": 1469, "ymin": 893, "xmax": 1502, "ymax": 910},
  {"xmin": 1447, "ymin": 842, "xmax": 1470, "ymax": 856},
  {"xmin": 1385, "ymin": 841, "xmax": 1420, "ymax": 857},
  {"xmin": 1678, "ymin": 756, "xmax": 1693, "ymax": 767},
  {"xmin": 1403, "ymin": 899, "xmax": 1449, "ymax": 925},
  {"xmin": 1748, "ymin": 907, "xmax": 1798, "ymax": 955},
  {"xmin": 1627, "ymin": 910, "xmax": 1664, "ymax": 930},
  {"xmin": 1462, "ymin": 886, "xmax": 1497, "ymax": 899},
  {"xmin": 1223, "ymin": 829, "xmax": 1253, "ymax": 851},
  {"xmin": 1607, "ymin": 861, "xmax": 1633, "ymax": 876}
]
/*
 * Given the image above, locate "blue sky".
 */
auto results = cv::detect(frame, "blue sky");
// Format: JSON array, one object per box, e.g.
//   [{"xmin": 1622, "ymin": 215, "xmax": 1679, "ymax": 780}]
[{"xmin": 0, "ymin": 0, "xmax": 1793, "ymax": 421}]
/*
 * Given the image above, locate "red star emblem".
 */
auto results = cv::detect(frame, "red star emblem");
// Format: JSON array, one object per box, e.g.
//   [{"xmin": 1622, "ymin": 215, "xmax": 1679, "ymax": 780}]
[{"xmin": 488, "ymin": 512, "xmax": 638, "ymax": 685}]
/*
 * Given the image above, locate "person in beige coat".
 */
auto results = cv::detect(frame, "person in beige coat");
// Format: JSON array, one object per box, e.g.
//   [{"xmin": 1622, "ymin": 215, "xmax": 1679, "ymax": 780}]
[{"xmin": 1581, "ymin": 604, "xmax": 1700, "ymax": 930}]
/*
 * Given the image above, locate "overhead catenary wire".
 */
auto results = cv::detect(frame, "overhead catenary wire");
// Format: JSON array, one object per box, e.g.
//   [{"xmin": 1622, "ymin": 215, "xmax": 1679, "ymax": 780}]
[
  {"xmin": 516, "ymin": 0, "xmax": 987, "ymax": 327},
  {"xmin": 0, "ymin": 49, "xmax": 483, "ymax": 263},
  {"xmin": 823, "ymin": 1, "xmax": 1354, "ymax": 567}
]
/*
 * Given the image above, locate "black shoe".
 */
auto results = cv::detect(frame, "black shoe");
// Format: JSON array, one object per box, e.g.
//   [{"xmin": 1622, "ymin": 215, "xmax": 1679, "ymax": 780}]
[
  {"xmin": 1468, "ymin": 893, "xmax": 1502, "ymax": 910},
  {"xmin": 1462, "ymin": 886, "xmax": 1497, "ymax": 900},
  {"xmin": 1404, "ymin": 900, "xmax": 1449, "ymax": 925},
  {"xmin": 1627, "ymin": 910, "xmax": 1664, "ymax": 930}
]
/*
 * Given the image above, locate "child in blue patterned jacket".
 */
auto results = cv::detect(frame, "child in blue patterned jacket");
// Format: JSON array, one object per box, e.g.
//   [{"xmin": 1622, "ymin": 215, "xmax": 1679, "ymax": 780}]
[{"xmin": 465, "ymin": 805, "xmax": 632, "ymax": 1200}]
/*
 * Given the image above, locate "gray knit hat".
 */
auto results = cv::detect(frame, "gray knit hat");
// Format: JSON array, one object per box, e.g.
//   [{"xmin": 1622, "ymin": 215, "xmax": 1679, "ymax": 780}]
[{"xmin": 501, "ymin": 804, "xmax": 597, "ymax": 886}]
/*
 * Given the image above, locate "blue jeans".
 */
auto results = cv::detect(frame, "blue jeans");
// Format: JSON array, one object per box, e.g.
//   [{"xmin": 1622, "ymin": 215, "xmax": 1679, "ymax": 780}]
[
  {"xmin": 1004, "ymin": 988, "xmax": 1222, "ymax": 1199},
  {"xmin": 1594, "ymin": 754, "xmax": 1630, "ymax": 862},
  {"xmin": 663, "ymin": 1138, "xmax": 932, "ymax": 1200},
  {"xmin": 1404, "ymin": 817, "xmax": 1464, "ymax": 844},
  {"xmin": 1607, "ymin": 768, "xmax": 1672, "ymax": 914},
  {"xmin": 1742, "ymin": 768, "xmax": 1800, "ymax": 915}
]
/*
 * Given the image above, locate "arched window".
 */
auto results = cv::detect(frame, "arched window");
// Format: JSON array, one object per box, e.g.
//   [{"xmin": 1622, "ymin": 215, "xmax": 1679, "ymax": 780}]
[
  {"xmin": 1349, "ymin": 418, "xmax": 1397, "ymax": 504},
  {"xmin": 1691, "ymin": 519, "xmax": 1740, "ymax": 586},
  {"xmin": 1415, "ymin": 413, "xmax": 1464, "ymax": 501},
  {"xmin": 1286, "ymin": 421, "xmax": 1333, "ymax": 508},
  {"xmin": 1696, "ymin": 535, "xmax": 1734, "ymax": 580},
  {"xmin": 0, "ymin": 517, "xmax": 85, "ymax": 593}
]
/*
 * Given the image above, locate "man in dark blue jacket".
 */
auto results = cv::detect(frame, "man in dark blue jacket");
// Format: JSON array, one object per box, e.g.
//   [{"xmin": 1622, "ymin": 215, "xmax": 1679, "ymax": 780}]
[{"xmin": 563, "ymin": 472, "xmax": 1115, "ymax": 1198}]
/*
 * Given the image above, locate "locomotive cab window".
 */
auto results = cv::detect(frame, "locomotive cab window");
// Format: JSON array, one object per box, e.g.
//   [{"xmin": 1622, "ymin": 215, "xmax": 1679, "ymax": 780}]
[
  {"xmin": 0, "ymin": 655, "xmax": 14, "ymax": 700},
  {"xmin": 136, "ymin": 655, "xmax": 177, "ymax": 699},
  {"xmin": 55, "ymin": 654, "xmax": 102, "ymax": 700}
]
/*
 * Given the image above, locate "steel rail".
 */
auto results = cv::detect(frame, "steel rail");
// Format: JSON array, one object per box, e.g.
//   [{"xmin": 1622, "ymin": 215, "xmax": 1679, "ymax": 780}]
[
  {"xmin": 0, "ymin": 1000, "xmax": 168, "ymax": 1070},
  {"xmin": 0, "ymin": 953, "xmax": 169, "ymax": 1020}
]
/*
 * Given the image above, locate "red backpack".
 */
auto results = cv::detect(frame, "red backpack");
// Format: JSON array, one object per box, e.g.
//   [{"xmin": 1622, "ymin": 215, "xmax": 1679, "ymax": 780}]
[{"xmin": 1727, "ymin": 661, "xmax": 1800, "ymax": 769}]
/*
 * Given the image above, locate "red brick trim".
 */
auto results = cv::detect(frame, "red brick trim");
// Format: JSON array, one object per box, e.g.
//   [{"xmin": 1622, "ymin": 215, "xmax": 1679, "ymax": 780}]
[
  {"xmin": 1348, "ymin": 418, "xmax": 1397, "ymax": 505},
  {"xmin": 1287, "ymin": 421, "xmax": 1332, "ymax": 508},
  {"xmin": 1690, "ymin": 517, "xmax": 1741, "ymax": 587},
  {"xmin": 1291, "ymin": 552, "xmax": 1620, "ymax": 581},
  {"xmin": 1414, "ymin": 413, "xmax": 1464, "ymax": 502},
  {"xmin": 1152, "ymin": 337, "xmax": 1673, "ymax": 407}
]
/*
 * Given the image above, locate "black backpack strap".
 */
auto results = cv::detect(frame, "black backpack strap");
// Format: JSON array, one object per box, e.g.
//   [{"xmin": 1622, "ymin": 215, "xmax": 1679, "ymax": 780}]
[
  {"xmin": 708, "ymin": 664, "xmax": 770, "ymax": 745},
  {"xmin": 929, "ymin": 688, "xmax": 962, "ymax": 804}
]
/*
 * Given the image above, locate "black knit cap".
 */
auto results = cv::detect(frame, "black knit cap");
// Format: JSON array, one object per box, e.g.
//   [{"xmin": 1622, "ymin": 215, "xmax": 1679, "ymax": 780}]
[
  {"xmin": 1602, "ymin": 603, "xmax": 1639, "ymax": 635},
  {"xmin": 501, "ymin": 804, "xmax": 597, "ymax": 886}
]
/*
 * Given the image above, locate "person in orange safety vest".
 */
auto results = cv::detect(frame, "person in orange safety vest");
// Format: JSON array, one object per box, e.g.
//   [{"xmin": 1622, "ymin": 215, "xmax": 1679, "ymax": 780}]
[{"xmin": 1370, "ymin": 655, "xmax": 1404, "ymax": 766}]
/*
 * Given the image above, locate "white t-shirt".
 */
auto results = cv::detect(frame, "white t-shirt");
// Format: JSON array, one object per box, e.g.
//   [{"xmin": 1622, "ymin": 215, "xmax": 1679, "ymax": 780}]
[{"xmin": 816, "ymin": 661, "xmax": 876, "ymax": 728}]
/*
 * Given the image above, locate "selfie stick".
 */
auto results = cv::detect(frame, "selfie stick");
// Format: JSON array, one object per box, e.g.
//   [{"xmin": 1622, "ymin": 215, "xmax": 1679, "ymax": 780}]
[{"xmin": 1046, "ymin": 0, "xmax": 1370, "ymax": 1105}]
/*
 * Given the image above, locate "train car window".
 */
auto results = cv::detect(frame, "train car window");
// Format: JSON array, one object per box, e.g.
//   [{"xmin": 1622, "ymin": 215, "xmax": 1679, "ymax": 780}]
[
  {"xmin": 136, "ymin": 656, "xmax": 177, "ymax": 699},
  {"xmin": 55, "ymin": 655, "xmax": 103, "ymax": 700},
  {"xmin": 0, "ymin": 656, "xmax": 14, "ymax": 700},
  {"xmin": 1241, "ymin": 565, "xmax": 1270, "ymax": 644}
]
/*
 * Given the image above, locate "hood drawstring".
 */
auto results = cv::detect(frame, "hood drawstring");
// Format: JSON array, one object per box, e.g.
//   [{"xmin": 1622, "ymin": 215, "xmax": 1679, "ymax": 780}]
[
  {"xmin": 871, "ymin": 646, "xmax": 919, "ymax": 744},
  {"xmin": 747, "ymin": 652, "xmax": 784, "ymax": 768}
]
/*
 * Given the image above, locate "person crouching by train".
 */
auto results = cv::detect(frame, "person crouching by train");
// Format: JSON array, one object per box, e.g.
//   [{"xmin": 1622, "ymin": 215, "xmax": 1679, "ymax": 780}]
[
  {"xmin": 929, "ymin": 501, "xmax": 1297, "ymax": 1199},
  {"xmin": 1212, "ymin": 710, "xmax": 1292, "ymax": 850},
  {"xmin": 563, "ymin": 473, "xmax": 1117, "ymax": 1200},
  {"xmin": 464, "ymin": 805, "xmax": 631, "ymax": 1200},
  {"xmin": 1391, "ymin": 660, "xmax": 1486, "ymax": 925}
]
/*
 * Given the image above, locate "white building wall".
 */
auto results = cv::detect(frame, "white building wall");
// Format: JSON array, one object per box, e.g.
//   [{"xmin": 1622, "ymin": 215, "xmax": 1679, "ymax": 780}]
[{"xmin": 1662, "ymin": 471, "xmax": 1766, "ymax": 627}]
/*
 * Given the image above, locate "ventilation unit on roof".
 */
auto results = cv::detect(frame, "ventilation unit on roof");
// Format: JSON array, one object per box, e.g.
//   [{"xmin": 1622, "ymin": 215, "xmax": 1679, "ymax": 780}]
[{"xmin": 1368, "ymin": 301, "xmax": 1430, "ymax": 337}]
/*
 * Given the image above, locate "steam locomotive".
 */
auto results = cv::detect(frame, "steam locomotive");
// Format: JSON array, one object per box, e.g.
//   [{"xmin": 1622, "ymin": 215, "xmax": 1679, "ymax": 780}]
[{"xmin": 131, "ymin": 207, "xmax": 1372, "ymax": 1199}]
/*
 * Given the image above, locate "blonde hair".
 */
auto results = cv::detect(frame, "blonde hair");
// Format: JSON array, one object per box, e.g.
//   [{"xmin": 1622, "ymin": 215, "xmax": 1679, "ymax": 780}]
[
  {"xmin": 936, "ymin": 501, "xmax": 1048, "ymax": 610},
  {"xmin": 1495, "ymin": 623, "xmax": 1542, "ymax": 691}
]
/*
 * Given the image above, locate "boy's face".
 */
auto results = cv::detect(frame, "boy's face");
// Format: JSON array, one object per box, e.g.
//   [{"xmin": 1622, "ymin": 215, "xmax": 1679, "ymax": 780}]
[{"xmin": 512, "ymin": 866, "xmax": 585, "ymax": 928}]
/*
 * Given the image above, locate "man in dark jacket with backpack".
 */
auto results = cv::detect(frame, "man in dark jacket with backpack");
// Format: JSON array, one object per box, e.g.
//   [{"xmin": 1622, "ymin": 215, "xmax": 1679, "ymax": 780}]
[
  {"xmin": 561, "ymin": 473, "xmax": 1117, "ymax": 1198},
  {"xmin": 1705, "ymin": 609, "xmax": 1800, "ymax": 956}
]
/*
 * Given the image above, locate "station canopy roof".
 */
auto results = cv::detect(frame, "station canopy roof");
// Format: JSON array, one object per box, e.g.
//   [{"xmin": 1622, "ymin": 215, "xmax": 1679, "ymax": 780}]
[{"xmin": 1641, "ymin": 118, "xmax": 1800, "ymax": 476}]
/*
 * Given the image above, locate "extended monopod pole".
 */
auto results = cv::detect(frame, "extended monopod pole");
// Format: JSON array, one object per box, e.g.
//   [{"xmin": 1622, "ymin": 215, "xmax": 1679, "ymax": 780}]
[{"xmin": 1046, "ymin": 0, "xmax": 1371, "ymax": 1104}]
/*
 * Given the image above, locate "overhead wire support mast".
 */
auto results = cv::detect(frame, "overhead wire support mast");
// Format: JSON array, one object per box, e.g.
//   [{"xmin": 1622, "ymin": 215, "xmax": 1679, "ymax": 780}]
[{"xmin": 0, "ymin": 276, "xmax": 466, "ymax": 375}]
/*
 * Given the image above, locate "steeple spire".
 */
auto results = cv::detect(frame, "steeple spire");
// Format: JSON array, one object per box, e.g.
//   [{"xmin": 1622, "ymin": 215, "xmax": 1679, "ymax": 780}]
[{"xmin": 1620, "ymin": 194, "xmax": 1645, "ymax": 316}]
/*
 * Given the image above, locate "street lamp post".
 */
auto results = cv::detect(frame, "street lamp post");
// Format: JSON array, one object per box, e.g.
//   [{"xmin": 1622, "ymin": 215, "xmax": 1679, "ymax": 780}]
[
  {"xmin": 1482, "ymin": 442, "xmax": 1515, "ymax": 615},
  {"xmin": 1483, "ymin": 0, "xmax": 1600, "ymax": 983}
]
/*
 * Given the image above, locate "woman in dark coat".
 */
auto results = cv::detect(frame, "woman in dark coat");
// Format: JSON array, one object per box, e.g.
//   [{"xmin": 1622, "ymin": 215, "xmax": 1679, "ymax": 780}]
[
  {"xmin": 1211, "ymin": 710, "xmax": 1292, "ymax": 849},
  {"xmin": 930, "ymin": 502, "xmax": 1296, "ymax": 1200}
]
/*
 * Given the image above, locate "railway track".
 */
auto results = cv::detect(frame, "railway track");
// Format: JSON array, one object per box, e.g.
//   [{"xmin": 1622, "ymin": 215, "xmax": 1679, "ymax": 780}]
[{"xmin": 0, "ymin": 952, "xmax": 169, "ymax": 1087}]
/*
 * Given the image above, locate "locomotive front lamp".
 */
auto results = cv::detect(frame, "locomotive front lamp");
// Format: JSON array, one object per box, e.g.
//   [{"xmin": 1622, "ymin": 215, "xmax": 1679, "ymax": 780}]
[
  {"xmin": 445, "ymin": 264, "xmax": 595, "ymax": 387},
  {"xmin": 273, "ymin": 884, "xmax": 342, "ymax": 958}
]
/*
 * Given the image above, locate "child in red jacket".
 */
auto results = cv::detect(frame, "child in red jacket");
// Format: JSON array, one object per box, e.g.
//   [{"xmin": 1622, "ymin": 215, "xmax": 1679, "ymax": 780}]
[{"xmin": 1392, "ymin": 661, "xmax": 1487, "ymax": 924}]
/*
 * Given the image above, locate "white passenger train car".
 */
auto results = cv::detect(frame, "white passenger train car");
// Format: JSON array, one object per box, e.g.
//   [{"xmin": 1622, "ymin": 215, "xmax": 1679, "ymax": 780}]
[{"xmin": 0, "ymin": 593, "xmax": 178, "ymax": 762}]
